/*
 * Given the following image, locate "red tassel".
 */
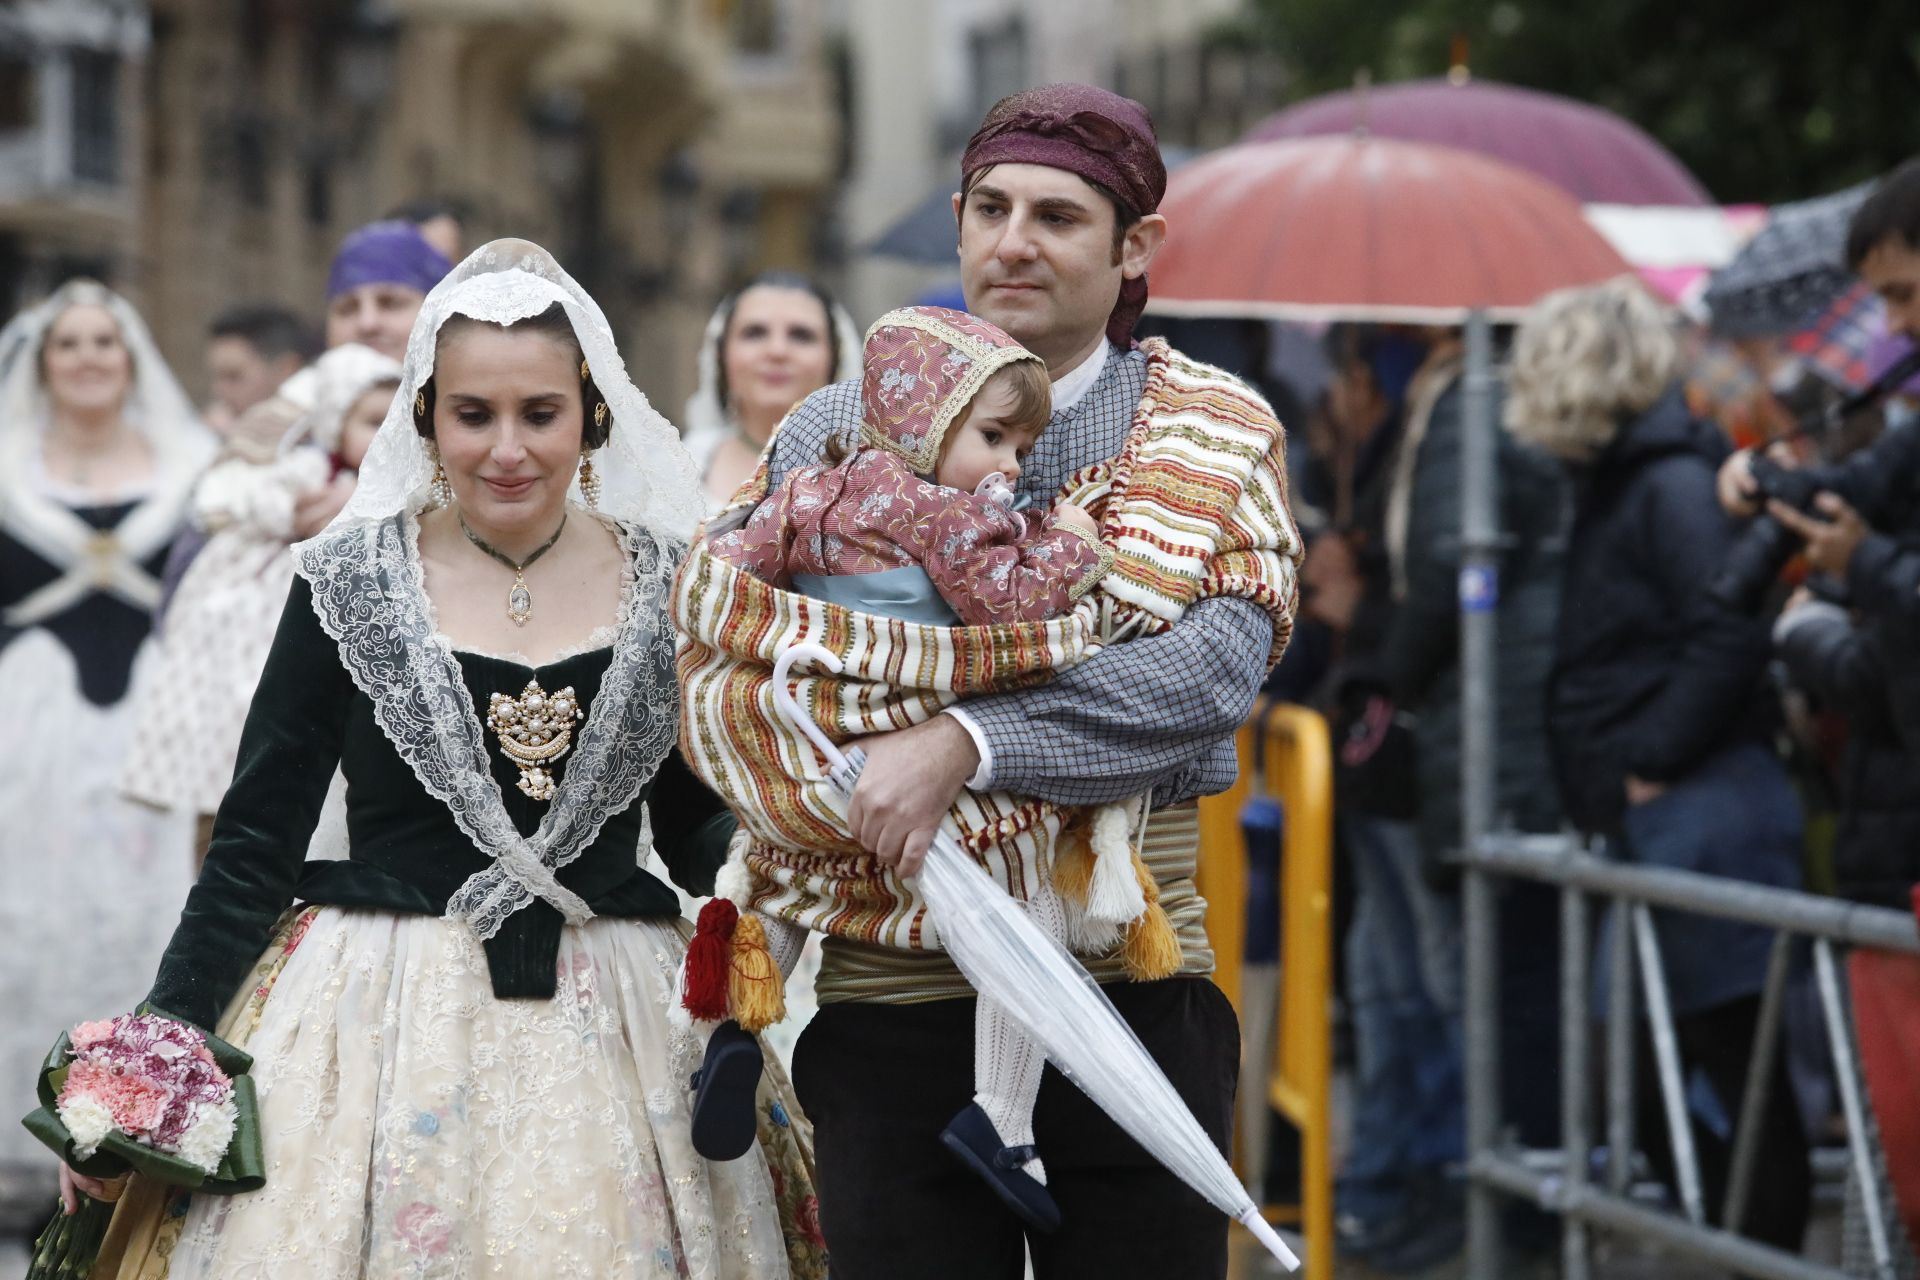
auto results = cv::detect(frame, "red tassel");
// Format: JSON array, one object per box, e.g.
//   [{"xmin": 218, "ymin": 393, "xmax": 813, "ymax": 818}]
[{"xmin": 682, "ymin": 899, "xmax": 740, "ymax": 1021}]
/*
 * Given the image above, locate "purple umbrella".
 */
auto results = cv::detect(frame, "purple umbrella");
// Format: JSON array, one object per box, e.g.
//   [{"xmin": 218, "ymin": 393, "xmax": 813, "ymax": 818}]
[{"xmin": 1245, "ymin": 78, "xmax": 1710, "ymax": 207}]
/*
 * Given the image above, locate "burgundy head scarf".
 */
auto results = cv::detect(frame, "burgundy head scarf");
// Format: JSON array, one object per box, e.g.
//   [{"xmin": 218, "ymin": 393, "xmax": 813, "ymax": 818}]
[{"xmin": 960, "ymin": 84, "xmax": 1167, "ymax": 349}]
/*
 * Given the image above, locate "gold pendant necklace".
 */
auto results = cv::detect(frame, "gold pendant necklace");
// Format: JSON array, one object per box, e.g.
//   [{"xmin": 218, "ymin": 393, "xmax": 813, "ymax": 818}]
[{"xmin": 458, "ymin": 512, "xmax": 567, "ymax": 627}]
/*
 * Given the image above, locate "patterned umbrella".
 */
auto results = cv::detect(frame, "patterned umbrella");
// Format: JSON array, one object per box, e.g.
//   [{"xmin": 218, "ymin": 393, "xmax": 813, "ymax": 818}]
[
  {"xmin": 1789, "ymin": 283, "xmax": 1881, "ymax": 391},
  {"xmin": 1148, "ymin": 135, "xmax": 1632, "ymax": 323},
  {"xmin": 1703, "ymin": 182, "xmax": 1876, "ymax": 339},
  {"xmin": 1246, "ymin": 78, "xmax": 1710, "ymax": 207}
]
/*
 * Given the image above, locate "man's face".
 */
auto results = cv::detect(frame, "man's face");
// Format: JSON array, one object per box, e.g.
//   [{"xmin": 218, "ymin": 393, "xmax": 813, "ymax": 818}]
[
  {"xmin": 206, "ymin": 336, "xmax": 295, "ymax": 419},
  {"xmin": 1859, "ymin": 235, "xmax": 1920, "ymax": 341},
  {"xmin": 955, "ymin": 164, "xmax": 1133, "ymax": 368},
  {"xmin": 325, "ymin": 283, "xmax": 426, "ymax": 361}
]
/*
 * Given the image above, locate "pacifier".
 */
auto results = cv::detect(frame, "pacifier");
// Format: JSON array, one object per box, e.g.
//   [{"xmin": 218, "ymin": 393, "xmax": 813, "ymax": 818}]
[{"xmin": 973, "ymin": 472, "xmax": 1030, "ymax": 536}]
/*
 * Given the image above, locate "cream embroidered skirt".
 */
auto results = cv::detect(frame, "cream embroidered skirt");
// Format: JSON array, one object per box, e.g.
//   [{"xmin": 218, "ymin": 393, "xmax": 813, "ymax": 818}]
[{"xmin": 100, "ymin": 908, "xmax": 827, "ymax": 1280}]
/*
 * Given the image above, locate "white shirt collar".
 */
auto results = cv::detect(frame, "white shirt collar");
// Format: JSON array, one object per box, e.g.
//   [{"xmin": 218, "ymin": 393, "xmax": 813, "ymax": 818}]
[{"xmin": 1049, "ymin": 339, "xmax": 1112, "ymax": 414}]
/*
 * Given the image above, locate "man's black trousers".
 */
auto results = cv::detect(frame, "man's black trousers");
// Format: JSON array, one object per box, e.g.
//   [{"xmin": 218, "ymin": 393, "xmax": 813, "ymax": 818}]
[{"xmin": 791, "ymin": 975, "xmax": 1240, "ymax": 1280}]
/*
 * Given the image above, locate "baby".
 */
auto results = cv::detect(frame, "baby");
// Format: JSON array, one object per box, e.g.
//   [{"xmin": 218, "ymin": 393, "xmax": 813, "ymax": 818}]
[
  {"xmin": 703, "ymin": 306, "xmax": 1112, "ymax": 1230},
  {"xmin": 711, "ymin": 305, "xmax": 1107, "ymax": 624}
]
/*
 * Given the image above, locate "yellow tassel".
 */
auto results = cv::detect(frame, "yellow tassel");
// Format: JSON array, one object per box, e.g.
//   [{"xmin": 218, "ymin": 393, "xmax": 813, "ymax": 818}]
[
  {"xmin": 728, "ymin": 914, "xmax": 787, "ymax": 1032},
  {"xmin": 1122, "ymin": 853, "xmax": 1181, "ymax": 981},
  {"xmin": 1052, "ymin": 820, "xmax": 1097, "ymax": 906}
]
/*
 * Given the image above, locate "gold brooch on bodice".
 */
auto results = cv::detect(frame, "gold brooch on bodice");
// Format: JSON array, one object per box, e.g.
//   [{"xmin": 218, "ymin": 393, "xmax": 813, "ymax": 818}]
[{"xmin": 485, "ymin": 679, "xmax": 584, "ymax": 801}]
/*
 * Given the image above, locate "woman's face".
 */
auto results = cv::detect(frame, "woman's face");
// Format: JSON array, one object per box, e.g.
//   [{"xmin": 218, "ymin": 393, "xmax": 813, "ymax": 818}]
[
  {"xmin": 42, "ymin": 303, "xmax": 133, "ymax": 418},
  {"xmin": 337, "ymin": 382, "xmax": 396, "ymax": 472},
  {"xmin": 431, "ymin": 325, "xmax": 582, "ymax": 535},
  {"xmin": 722, "ymin": 285, "xmax": 834, "ymax": 439}
]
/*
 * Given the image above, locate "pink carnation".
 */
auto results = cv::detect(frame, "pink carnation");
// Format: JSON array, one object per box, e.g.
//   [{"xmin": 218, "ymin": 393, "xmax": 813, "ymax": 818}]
[
  {"xmin": 70, "ymin": 1020, "xmax": 117, "ymax": 1050},
  {"xmin": 60, "ymin": 1060, "xmax": 172, "ymax": 1136}
]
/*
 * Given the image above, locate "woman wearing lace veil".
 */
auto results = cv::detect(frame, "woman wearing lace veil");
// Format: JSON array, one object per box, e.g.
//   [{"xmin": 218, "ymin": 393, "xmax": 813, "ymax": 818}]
[
  {"xmin": 0, "ymin": 282, "xmax": 212, "ymax": 1202},
  {"xmin": 59, "ymin": 240, "xmax": 826, "ymax": 1279},
  {"xmin": 682, "ymin": 272, "xmax": 859, "ymax": 511}
]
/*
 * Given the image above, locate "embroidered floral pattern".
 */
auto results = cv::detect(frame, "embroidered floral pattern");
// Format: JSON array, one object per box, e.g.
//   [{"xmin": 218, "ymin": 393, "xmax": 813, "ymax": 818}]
[{"xmin": 857, "ymin": 307, "xmax": 1043, "ymax": 473}]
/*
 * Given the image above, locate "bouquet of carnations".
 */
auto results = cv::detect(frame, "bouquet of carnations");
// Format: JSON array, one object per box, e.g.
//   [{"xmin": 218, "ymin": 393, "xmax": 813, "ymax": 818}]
[{"xmin": 20, "ymin": 1010, "xmax": 263, "ymax": 1279}]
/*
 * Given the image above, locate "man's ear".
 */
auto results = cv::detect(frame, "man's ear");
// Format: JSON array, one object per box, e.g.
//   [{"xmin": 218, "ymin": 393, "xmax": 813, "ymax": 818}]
[
  {"xmin": 951, "ymin": 192, "xmax": 966, "ymax": 256},
  {"xmin": 1121, "ymin": 213, "xmax": 1168, "ymax": 281}
]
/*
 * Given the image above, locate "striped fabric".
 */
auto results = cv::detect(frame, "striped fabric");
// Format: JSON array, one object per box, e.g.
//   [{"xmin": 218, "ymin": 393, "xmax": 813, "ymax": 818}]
[{"xmin": 674, "ymin": 338, "xmax": 1300, "ymax": 960}]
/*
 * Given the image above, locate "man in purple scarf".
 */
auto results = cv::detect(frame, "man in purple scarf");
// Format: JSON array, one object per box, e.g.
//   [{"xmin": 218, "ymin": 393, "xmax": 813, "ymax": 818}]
[
  {"xmin": 761, "ymin": 85, "xmax": 1297, "ymax": 1280},
  {"xmin": 322, "ymin": 219, "xmax": 450, "ymax": 362}
]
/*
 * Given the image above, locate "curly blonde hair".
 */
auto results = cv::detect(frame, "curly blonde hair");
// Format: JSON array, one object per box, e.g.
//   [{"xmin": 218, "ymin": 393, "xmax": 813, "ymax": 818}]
[{"xmin": 1503, "ymin": 277, "xmax": 1679, "ymax": 463}]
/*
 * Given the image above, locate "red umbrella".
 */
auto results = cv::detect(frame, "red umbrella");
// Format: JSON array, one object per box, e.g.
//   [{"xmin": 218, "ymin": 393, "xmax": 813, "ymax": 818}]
[
  {"xmin": 1246, "ymin": 78, "xmax": 1710, "ymax": 207},
  {"xmin": 1148, "ymin": 135, "xmax": 1634, "ymax": 324}
]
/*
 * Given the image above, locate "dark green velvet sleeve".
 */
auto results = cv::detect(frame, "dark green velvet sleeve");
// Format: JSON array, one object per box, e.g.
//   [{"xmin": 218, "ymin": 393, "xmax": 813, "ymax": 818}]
[
  {"xmin": 146, "ymin": 577, "xmax": 352, "ymax": 1030},
  {"xmin": 647, "ymin": 747, "xmax": 736, "ymax": 898}
]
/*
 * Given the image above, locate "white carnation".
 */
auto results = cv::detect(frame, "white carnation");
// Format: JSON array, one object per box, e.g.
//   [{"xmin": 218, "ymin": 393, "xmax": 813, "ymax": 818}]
[
  {"xmin": 57, "ymin": 1095, "xmax": 115, "ymax": 1159},
  {"xmin": 173, "ymin": 1101, "xmax": 237, "ymax": 1175}
]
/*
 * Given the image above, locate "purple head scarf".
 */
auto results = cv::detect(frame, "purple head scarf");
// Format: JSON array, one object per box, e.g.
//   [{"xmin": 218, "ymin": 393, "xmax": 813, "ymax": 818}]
[
  {"xmin": 326, "ymin": 220, "xmax": 451, "ymax": 302},
  {"xmin": 960, "ymin": 84, "xmax": 1167, "ymax": 349}
]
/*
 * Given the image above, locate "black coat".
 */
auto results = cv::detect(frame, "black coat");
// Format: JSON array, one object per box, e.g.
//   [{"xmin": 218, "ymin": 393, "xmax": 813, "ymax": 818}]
[
  {"xmin": 1381, "ymin": 374, "xmax": 1567, "ymax": 860},
  {"xmin": 1547, "ymin": 388, "xmax": 1775, "ymax": 834},
  {"xmin": 1775, "ymin": 601, "xmax": 1920, "ymax": 908}
]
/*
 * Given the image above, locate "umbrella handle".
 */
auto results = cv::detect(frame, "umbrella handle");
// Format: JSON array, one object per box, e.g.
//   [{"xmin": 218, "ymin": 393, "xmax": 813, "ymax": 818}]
[
  {"xmin": 772, "ymin": 642, "xmax": 852, "ymax": 774},
  {"xmin": 1238, "ymin": 1209, "xmax": 1303, "ymax": 1270}
]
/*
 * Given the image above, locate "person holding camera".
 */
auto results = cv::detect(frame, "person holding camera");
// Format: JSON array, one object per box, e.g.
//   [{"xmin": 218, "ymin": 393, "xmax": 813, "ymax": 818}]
[
  {"xmin": 1715, "ymin": 159, "xmax": 1920, "ymax": 614},
  {"xmin": 1506, "ymin": 278, "xmax": 1812, "ymax": 1252}
]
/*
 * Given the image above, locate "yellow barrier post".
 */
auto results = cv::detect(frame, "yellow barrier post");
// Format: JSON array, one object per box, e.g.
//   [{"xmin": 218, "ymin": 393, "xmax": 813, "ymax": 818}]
[{"xmin": 1197, "ymin": 699, "xmax": 1334, "ymax": 1276}]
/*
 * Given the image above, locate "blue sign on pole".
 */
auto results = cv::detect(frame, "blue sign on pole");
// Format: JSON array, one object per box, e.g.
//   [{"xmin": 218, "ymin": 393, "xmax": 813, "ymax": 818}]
[{"xmin": 1459, "ymin": 564, "xmax": 1500, "ymax": 614}]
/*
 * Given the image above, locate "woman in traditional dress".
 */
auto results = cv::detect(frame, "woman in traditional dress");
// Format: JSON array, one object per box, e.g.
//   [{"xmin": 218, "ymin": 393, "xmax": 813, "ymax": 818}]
[
  {"xmin": 60, "ymin": 241, "xmax": 826, "ymax": 1279},
  {"xmin": 0, "ymin": 283, "xmax": 212, "ymax": 1200},
  {"xmin": 682, "ymin": 272, "xmax": 858, "ymax": 510}
]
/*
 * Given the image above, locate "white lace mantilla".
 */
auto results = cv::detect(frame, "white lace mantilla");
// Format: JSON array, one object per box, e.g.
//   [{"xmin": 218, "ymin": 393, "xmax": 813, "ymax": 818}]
[{"xmin": 293, "ymin": 512, "xmax": 680, "ymax": 939}]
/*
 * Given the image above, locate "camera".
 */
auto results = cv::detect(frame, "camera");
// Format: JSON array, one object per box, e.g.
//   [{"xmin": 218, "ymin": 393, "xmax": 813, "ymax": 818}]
[{"xmin": 1706, "ymin": 455, "xmax": 1825, "ymax": 613}]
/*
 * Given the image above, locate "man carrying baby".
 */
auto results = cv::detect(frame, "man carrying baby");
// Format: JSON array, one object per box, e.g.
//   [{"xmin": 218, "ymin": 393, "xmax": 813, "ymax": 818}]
[{"xmin": 764, "ymin": 84, "xmax": 1302, "ymax": 1279}]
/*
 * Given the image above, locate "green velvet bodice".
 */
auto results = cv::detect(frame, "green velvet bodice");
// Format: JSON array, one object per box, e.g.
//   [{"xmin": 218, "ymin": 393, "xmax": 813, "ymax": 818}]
[{"xmin": 147, "ymin": 577, "xmax": 730, "ymax": 1031}]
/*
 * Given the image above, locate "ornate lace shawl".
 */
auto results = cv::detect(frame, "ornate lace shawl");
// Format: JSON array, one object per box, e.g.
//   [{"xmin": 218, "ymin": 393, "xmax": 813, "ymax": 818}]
[{"xmin": 293, "ymin": 511, "xmax": 681, "ymax": 939}]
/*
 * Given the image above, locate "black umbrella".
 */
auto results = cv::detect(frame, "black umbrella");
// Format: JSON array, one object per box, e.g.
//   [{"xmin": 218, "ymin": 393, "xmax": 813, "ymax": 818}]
[{"xmin": 1704, "ymin": 181, "xmax": 1876, "ymax": 339}]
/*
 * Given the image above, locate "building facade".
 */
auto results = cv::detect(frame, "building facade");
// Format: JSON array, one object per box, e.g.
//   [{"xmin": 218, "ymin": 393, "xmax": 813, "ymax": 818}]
[{"xmin": 1, "ymin": 0, "xmax": 843, "ymax": 415}]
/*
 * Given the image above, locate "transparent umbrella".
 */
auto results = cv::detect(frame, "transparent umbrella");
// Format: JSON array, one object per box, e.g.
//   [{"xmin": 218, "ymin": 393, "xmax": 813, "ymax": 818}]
[{"xmin": 772, "ymin": 642, "xmax": 1300, "ymax": 1270}]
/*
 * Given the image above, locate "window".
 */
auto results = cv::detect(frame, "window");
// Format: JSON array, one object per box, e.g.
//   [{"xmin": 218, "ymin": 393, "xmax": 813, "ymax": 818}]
[{"xmin": 69, "ymin": 49, "xmax": 118, "ymax": 185}]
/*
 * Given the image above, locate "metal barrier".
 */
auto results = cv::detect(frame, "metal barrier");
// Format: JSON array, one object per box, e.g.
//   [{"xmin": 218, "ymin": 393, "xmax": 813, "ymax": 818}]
[
  {"xmin": 1197, "ymin": 698, "xmax": 1334, "ymax": 1275},
  {"xmin": 1456, "ymin": 310, "xmax": 1920, "ymax": 1279}
]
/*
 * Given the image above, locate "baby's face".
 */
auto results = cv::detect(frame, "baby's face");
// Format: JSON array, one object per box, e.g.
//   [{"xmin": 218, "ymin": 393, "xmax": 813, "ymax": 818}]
[
  {"xmin": 337, "ymin": 382, "xmax": 397, "ymax": 471},
  {"xmin": 935, "ymin": 377, "xmax": 1042, "ymax": 493}
]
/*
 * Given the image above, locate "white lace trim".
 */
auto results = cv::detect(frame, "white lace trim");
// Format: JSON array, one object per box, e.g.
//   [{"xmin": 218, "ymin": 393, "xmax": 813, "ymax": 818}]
[{"xmin": 293, "ymin": 509, "xmax": 679, "ymax": 941}]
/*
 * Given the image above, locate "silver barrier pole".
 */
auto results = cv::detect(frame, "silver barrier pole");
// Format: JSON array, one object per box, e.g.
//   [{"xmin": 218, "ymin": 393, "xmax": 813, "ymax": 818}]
[
  {"xmin": 1562, "ymin": 882, "xmax": 1592, "ymax": 1280},
  {"xmin": 1722, "ymin": 932, "xmax": 1792, "ymax": 1233},
  {"xmin": 1631, "ymin": 903, "xmax": 1706, "ymax": 1224},
  {"xmin": 1605, "ymin": 896, "xmax": 1637, "ymax": 1197},
  {"xmin": 1460, "ymin": 308, "xmax": 1503, "ymax": 1279},
  {"xmin": 1814, "ymin": 939, "xmax": 1896, "ymax": 1279}
]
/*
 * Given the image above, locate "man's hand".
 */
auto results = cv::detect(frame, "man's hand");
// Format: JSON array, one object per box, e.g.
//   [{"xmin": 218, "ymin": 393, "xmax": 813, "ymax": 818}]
[
  {"xmin": 1767, "ymin": 491, "xmax": 1868, "ymax": 579},
  {"xmin": 1625, "ymin": 775, "xmax": 1667, "ymax": 807},
  {"xmin": 845, "ymin": 714, "xmax": 981, "ymax": 878},
  {"xmin": 1717, "ymin": 449, "xmax": 1762, "ymax": 518}
]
